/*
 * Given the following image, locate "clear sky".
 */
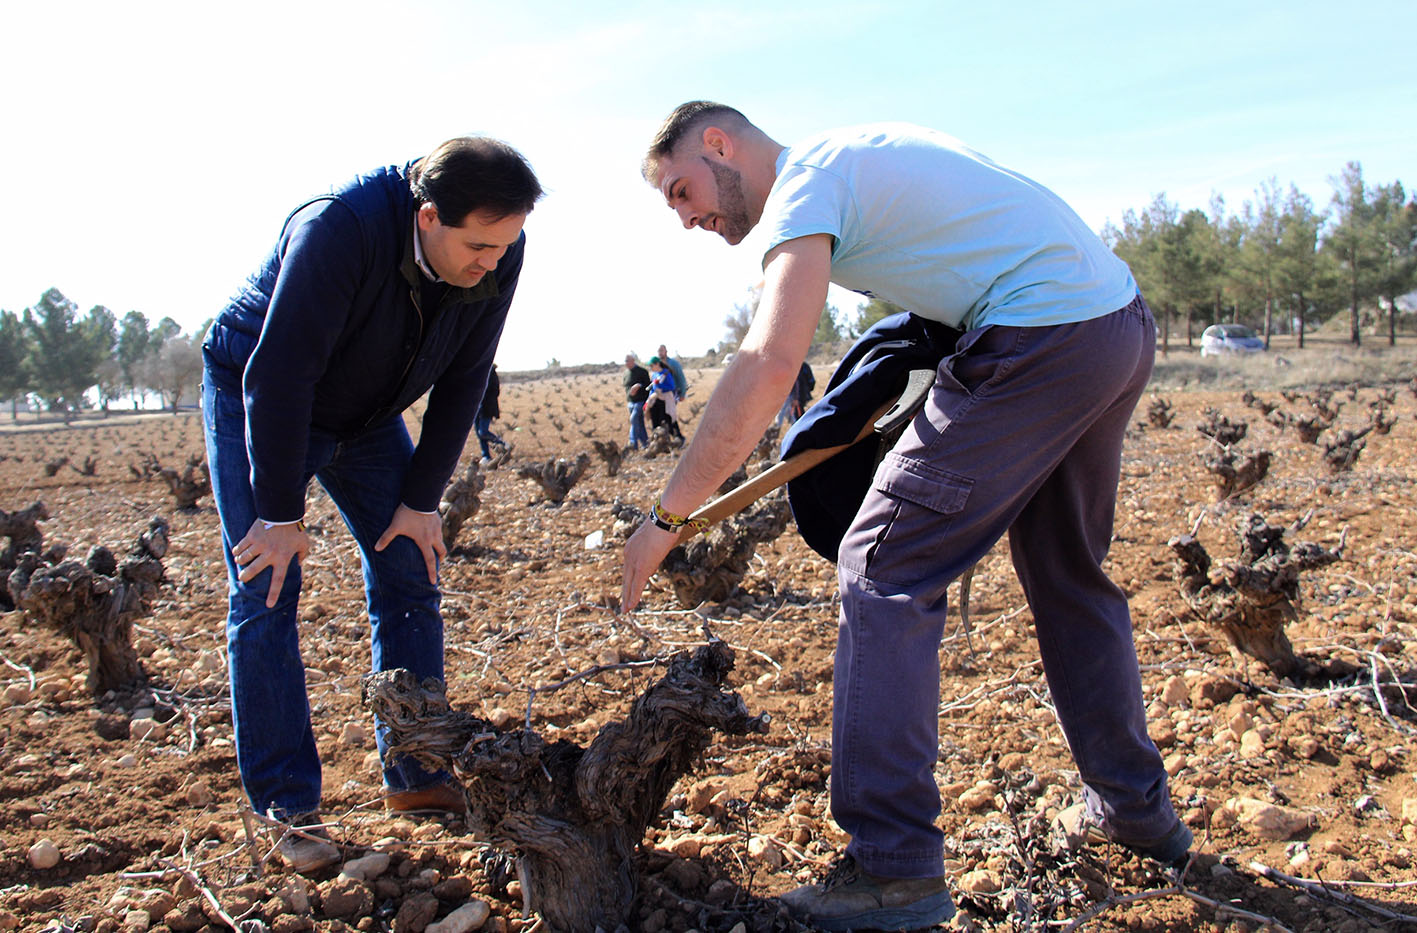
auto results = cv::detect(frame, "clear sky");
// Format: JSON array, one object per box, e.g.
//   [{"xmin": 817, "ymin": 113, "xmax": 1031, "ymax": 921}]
[{"xmin": 2, "ymin": 0, "xmax": 1412, "ymax": 370}]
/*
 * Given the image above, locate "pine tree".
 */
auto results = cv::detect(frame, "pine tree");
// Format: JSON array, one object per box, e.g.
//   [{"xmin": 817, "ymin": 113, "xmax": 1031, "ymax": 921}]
[
  {"xmin": 23, "ymin": 288, "xmax": 100, "ymax": 413},
  {"xmin": 0, "ymin": 310, "xmax": 30, "ymax": 420}
]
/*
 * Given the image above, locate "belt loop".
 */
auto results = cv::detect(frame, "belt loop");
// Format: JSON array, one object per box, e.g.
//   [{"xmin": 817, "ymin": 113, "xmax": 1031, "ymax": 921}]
[{"xmin": 1129, "ymin": 292, "xmax": 1149, "ymax": 320}]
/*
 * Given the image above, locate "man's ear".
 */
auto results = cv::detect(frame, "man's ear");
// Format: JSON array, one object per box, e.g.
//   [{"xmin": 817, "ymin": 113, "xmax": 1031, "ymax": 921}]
[
  {"xmin": 416, "ymin": 202, "xmax": 441, "ymax": 230},
  {"xmin": 701, "ymin": 125, "xmax": 734, "ymax": 160}
]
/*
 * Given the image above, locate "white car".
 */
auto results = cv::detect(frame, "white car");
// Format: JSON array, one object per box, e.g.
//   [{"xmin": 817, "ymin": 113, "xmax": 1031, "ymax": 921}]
[{"xmin": 1200, "ymin": 323, "xmax": 1265, "ymax": 356}]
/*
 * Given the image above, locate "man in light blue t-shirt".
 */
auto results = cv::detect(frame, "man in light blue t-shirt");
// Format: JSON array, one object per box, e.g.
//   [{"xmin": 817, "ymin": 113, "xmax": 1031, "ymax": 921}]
[{"xmin": 619, "ymin": 102, "xmax": 1188, "ymax": 931}]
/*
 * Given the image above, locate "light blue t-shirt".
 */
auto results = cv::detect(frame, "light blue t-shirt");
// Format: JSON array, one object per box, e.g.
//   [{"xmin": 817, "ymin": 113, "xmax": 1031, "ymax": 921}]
[{"xmin": 759, "ymin": 124, "xmax": 1138, "ymax": 331}]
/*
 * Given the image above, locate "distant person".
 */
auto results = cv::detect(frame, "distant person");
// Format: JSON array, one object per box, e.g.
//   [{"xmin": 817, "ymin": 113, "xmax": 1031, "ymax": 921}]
[
  {"xmin": 202, "ymin": 137, "xmax": 543, "ymax": 872},
  {"xmin": 647, "ymin": 355, "xmax": 683, "ymax": 439},
  {"xmin": 796, "ymin": 360, "xmax": 815, "ymax": 410},
  {"xmin": 656, "ymin": 343, "xmax": 689, "ymax": 401},
  {"xmin": 623, "ymin": 353, "xmax": 650, "ymax": 449},
  {"xmin": 776, "ymin": 360, "xmax": 815, "ymax": 426},
  {"xmin": 475, "ymin": 364, "xmax": 505, "ymax": 461},
  {"xmin": 620, "ymin": 101, "xmax": 1187, "ymax": 931}
]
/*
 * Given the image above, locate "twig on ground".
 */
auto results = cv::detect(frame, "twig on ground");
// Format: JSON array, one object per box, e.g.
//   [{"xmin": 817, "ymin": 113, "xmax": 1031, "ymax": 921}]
[
  {"xmin": 1372, "ymin": 646, "xmax": 1417, "ymax": 718},
  {"xmin": 1060, "ymin": 879, "xmax": 1296, "ymax": 933},
  {"xmin": 239, "ymin": 807, "xmax": 262, "ymax": 875},
  {"xmin": 938, "ymin": 661, "xmax": 1043, "ymax": 715},
  {"xmin": 1368, "ymin": 651, "xmax": 1404, "ymax": 732},
  {"xmin": 155, "ymin": 857, "xmax": 249, "ymax": 929},
  {"xmin": 0, "ymin": 652, "xmax": 37, "ymax": 691},
  {"xmin": 524, "ymin": 657, "xmax": 663, "ymax": 726},
  {"xmin": 1250, "ymin": 861, "xmax": 1417, "ymax": 924}
]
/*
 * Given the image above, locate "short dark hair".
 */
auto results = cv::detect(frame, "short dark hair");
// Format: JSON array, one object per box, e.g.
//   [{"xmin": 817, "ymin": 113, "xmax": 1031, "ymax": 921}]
[
  {"xmin": 410, "ymin": 137, "xmax": 544, "ymax": 225},
  {"xmin": 642, "ymin": 101, "xmax": 750, "ymax": 182}
]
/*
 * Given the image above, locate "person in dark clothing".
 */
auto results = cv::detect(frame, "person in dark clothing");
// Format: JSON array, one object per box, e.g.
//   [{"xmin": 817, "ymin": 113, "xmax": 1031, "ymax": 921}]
[
  {"xmin": 777, "ymin": 361, "xmax": 815, "ymax": 426},
  {"xmin": 475, "ymin": 364, "xmax": 505, "ymax": 460},
  {"xmin": 202, "ymin": 136, "xmax": 542, "ymax": 872},
  {"xmin": 623, "ymin": 353, "xmax": 651, "ymax": 449}
]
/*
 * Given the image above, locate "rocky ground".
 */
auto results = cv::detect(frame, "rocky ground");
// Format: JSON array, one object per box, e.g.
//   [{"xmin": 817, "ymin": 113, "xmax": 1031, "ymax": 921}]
[{"xmin": 1, "ymin": 360, "xmax": 1416, "ymax": 933}]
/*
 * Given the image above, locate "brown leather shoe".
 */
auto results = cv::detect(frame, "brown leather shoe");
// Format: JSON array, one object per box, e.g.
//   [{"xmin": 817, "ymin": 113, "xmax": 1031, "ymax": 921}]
[{"xmin": 383, "ymin": 782, "xmax": 467, "ymax": 815}]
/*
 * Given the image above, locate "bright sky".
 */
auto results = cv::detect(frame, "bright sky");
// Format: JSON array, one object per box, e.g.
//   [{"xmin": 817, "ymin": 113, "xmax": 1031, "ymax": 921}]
[{"xmin": 2, "ymin": 0, "xmax": 1413, "ymax": 370}]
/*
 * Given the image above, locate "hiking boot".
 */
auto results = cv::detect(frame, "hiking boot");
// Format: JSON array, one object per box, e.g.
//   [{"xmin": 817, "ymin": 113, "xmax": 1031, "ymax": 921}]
[
  {"xmin": 779, "ymin": 855, "xmax": 956, "ymax": 931},
  {"xmin": 1056, "ymin": 802, "xmax": 1194, "ymax": 869},
  {"xmin": 384, "ymin": 781, "xmax": 467, "ymax": 815},
  {"xmin": 271, "ymin": 811, "xmax": 341, "ymax": 874}
]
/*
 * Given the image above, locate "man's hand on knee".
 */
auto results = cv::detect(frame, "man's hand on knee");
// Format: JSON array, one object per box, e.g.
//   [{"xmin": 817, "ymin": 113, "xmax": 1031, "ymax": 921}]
[
  {"xmin": 233, "ymin": 520, "xmax": 311, "ymax": 608},
  {"xmin": 375, "ymin": 504, "xmax": 446, "ymax": 585}
]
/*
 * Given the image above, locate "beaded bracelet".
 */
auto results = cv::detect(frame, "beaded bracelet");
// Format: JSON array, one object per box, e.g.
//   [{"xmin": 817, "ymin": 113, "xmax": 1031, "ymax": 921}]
[
  {"xmin": 650, "ymin": 497, "xmax": 708, "ymax": 533},
  {"xmin": 648, "ymin": 507, "xmax": 680, "ymax": 532}
]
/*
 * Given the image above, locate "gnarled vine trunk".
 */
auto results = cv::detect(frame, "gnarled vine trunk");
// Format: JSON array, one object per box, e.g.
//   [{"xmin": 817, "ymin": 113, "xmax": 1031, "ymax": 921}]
[{"xmin": 362, "ymin": 641, "xmax": 768, "ymax": 932}]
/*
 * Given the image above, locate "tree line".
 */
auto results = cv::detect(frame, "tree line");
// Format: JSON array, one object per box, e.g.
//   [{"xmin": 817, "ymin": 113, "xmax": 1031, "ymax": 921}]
[
  {"xmin": 0, "ymin": 287, "xmax": 207, "ymax": 419},
  {"xmin": 1105, "ymin": 161, "xmax": 1414, "ymax": 350}
]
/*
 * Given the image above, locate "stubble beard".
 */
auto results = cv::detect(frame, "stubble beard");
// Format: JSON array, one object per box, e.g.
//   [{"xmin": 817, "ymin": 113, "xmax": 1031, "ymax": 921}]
[{"xmin": 705, "ymin": 159, "xmax": 754, "ymax": 244}]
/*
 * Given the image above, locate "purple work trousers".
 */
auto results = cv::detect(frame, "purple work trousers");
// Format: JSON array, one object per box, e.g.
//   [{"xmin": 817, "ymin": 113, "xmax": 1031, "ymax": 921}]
[{"xmin": 833, "ymin": 295, "xmax": 1176, "ymax": 878}]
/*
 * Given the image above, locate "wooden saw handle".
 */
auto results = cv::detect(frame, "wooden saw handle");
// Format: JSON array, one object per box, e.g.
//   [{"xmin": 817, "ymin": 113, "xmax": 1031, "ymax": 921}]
[{"xmin": 685, "ymin": 398, "xmax": 896, "ymax": 528}]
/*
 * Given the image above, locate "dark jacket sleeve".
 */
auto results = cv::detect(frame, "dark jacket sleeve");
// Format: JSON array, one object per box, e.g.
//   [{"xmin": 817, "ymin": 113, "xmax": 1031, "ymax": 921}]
[
  {"xmin": 401, "ymin": 236, "xmax": 524, "ymax": 511},
  {"xmin": 242, "ymin": 201, "xmax": 365, "ymax": 522}
]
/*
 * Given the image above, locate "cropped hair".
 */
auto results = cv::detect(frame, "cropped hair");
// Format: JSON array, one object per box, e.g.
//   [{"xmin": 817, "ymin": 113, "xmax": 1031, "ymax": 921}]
[
  {"xmin": 409, "ymin": 137, "xmax": 544, "ymax": 225},
  {"xmin": 642, "ymin": 101, "xmax": 750, "ymax": 181}
]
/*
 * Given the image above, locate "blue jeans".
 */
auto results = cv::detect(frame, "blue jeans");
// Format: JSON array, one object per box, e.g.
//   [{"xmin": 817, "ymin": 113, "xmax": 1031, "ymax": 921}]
[
  {"xmin": 833, "ymin": 296, "xmax": 1176, "ymax": 877},
  {"xmin": 203, "ymin": 365, "xmax": 449, "ymax": 818},
  {"xmin": 627, "ymin": 401, "xmax": 648, "ymax": 448},
  {"xmin": 474, "ymin": 414, "xmax": 503, "ymax": 458}
]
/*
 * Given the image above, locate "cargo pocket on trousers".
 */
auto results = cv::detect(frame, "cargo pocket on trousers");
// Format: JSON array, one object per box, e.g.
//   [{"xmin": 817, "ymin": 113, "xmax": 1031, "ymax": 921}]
[{"xmin": 855, "ymin": 451, "xmax": 974, "ymax": 586}]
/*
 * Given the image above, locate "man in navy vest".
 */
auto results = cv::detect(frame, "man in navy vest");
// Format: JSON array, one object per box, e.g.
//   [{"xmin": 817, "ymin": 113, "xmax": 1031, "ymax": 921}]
[{"xmin": 203, "ymin": 137, "xmax": 542, "ymax": 872}]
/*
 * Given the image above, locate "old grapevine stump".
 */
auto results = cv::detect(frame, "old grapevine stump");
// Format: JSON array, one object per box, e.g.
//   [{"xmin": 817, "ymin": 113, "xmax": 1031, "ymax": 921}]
[
  {"xmin": 1268, "ymin": 409, "xmax": 1326, "ymax": 444},
  {"xmin": 1241, "ymin": 390, "xmax": 1278, "ymax": 416},
  {"xmin": 1200, "ymin": 445, "xmax": 1272, "ymax": 500},
  {"xmin": 1305, "ymin": 391, "xmax": 1343, "ymax": 423},
  {"xmin": 1323, "ymin": 425, "xmax": 1373, "ymax": 473},
  {"xmin": 439, "ymin": 461, "xmax": 485, "ymax": 552},
  {"xmin": 752, "ymin": 424, "xmax": 781, "ymax": 464},
  {"xmin": 642, "ymin": 426, "xmax": 680, "ymax": 459},
  {"xmin": 1, "ymin": 502, "xmax": 68, "ymax": 611},
  {"xmin": 10, "ymin": 517, "xmax": 169, "ymax": 694},
  {"xmin": 483, "ymin": 441, "xmax": 515, "ymax": 471},
  {"xmin": 1169, "ymin": 513, "xmax": 1343, "ymax": 678},
  {"xmin": 362, "ymin": 641, "xmax": 769, "ymax": 932},
  {"xmin": 157, "ymin": 456, "xmax": 211, "ymax": 510},
  {"xmin": 1, "ymin": 501, "xmax": 49, "ymax": 563},
  {"xmin": 608, "ymin": 501, "xmax": 645, "ymax": 541},
  {"xmin": 1195, "ymin": 407, "xmax": 1247, "ymax": 446},
  {"xmin": 517, "ymin": 453, "xmax": 590, "ymax": 504},
  {"xmin": 1146, "ymin": 396, "xmax": 1175, "ymax": 428},
  {"xmin": 660, "ymin": 489, "xmax": 792, "ymax": 608},
  {"xmin": 591, "ymin": 440, "xmax": 624, "ymax": 477},
  {"xmin": 1369, "ymin": 403, "xmax": 1396, "ymax": 435}
]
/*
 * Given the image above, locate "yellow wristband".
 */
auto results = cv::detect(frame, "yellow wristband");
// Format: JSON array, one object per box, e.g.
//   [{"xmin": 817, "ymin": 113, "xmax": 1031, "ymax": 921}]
[{"xmin": 652, "ymin": 498, "xmax": 707, "ymax": 533}]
